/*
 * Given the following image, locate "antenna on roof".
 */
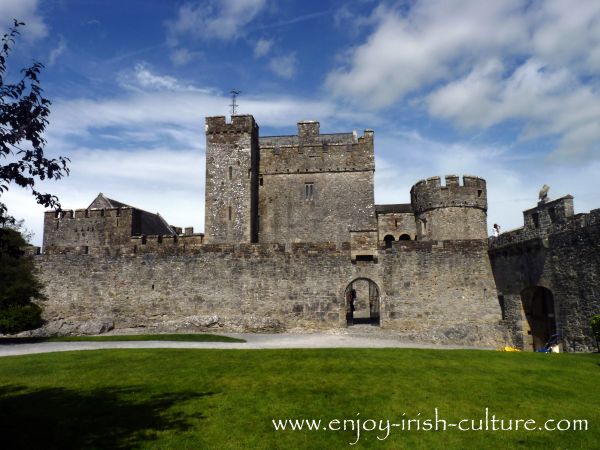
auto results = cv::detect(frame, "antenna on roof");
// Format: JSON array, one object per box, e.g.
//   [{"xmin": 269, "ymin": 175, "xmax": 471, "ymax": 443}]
[{"xmin": 229, "ymin": 89, "xmax": 241, "ymax": 115}]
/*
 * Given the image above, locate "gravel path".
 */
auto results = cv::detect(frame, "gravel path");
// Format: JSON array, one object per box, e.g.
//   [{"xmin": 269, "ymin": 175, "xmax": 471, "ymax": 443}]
[{"xmin": 0, "ymin": 327, "xmax": 493, "ymax": 357}]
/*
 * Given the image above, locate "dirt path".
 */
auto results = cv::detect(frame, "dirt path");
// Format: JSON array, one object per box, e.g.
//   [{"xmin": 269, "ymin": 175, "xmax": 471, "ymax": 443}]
[{"xmin": 0, "ymin": 328, "xmax": 493, "ymax": 357}]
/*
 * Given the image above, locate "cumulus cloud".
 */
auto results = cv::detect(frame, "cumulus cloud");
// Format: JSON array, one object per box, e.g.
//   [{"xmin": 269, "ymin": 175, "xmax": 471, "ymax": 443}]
[
  {"xmin": 326, "ymin": 0, "xmax": 600, "ymax": 161},
  {"xmin": 268, "ymin": 53, "xmax": 297, "ymax": 79},
  {"xmin": 254, "ymin": 38, "xmax": 273, "ymax": 58},
  {"xmin": 166, "ymin": 0, "xmax": 267, "ymax": 42},
  {"xmin": 0, "ymin": 0, "xmax": 47, "ymax": 40}
]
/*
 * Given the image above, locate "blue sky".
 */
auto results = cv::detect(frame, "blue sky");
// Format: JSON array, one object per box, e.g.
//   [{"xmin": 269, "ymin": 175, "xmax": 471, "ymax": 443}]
[{"xmin": 2, "ymin": 0, "xmax": 600, "ymax": 246}]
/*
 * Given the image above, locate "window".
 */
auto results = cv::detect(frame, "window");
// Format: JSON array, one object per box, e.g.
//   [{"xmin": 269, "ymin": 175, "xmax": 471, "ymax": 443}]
[
  {"xmin": 304, "ymin": 183, "xmax": 314, "ymax": 201},
  {"xmin": 548, "ymin": 207, "xmax": 557, "ymax": 223},
  {"xmin": 228, "ymin": 206, "xmax": 233, "ymax": 221},
  {"xmin": 532, "ymin": 212, "xmax": 539, "ymax": 228},
  {"xmin": 228, "ymin": 166, "xmax": 233, "ymax": 180}
]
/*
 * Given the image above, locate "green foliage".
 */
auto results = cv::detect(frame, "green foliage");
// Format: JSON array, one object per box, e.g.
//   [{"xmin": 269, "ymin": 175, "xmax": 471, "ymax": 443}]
[
  {"xmin": 0, "ymin": 303, "xmax": 42, "ymax": 334},
  {"xmin": 0, "ymin": 20, "xmax": 69, "ymax": 224},
  {"xmin": 0, "ymin": 227, "xmax": 44, "ymax": 333}
]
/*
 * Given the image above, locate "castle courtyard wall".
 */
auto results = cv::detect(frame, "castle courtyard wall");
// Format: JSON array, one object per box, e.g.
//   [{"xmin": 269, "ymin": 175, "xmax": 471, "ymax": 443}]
[
  {"xmin": 35, "ymin": 239, "xmax": 505, "ymax": 347},
  {"xmin": 489, "ymin": 217, "xmax": 600, "ymax": 352}
]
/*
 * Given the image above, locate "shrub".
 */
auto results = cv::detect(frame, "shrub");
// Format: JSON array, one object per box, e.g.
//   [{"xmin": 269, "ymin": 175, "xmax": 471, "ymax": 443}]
[
  {"xmin": 0, "ymin": 304, "xmax": 43, "ymax": 334},
  {"xmin": 0, "ymin": 228, "xmax": 45, "ymax": 334},
  {"xmin": 591, "ymin": 315, "xmax": 600, "ymax": 352}
]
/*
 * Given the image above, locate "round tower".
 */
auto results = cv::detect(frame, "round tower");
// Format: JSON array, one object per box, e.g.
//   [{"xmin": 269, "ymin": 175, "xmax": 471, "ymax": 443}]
[{"xmin": 410, "ymin": 175, "xmax": 487, "ymax": 240}]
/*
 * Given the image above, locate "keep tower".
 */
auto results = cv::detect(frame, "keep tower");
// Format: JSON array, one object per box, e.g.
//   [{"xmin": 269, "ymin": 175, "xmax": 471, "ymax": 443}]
[
  {"xmin": 410, "ymin": 175, "xmax": 488, "ymax": 240},
  {"xmin": 204, "ymin": 115, "xmax": 259, "ymax": 244}
]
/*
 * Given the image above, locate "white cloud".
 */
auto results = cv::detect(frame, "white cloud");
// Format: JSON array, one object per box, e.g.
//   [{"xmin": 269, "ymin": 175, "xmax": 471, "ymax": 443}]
[
  {"xmin": 268, "ymin": 53, "xmax": 297, "ymax": 79},
  {"xmin": 373, "ymin": 130, "xmax": 600, "ymax": 237},
  {"xmin": 166, "ymin": 0, "xmax": 267, "ymax": 42},
  {"xmin": 0, "ymin": 0, "xmax": 47, "ymax": 41},
  {"xmin": 118, "ymin": 63, "xmax": 214, "ymax": 94},
  {"xmin": 170, "ymin": 48, "xmax": 196, "ymax": 66},
  {"xmin": 2, "ymin": 147, "xmax": 205, "ymax": 247},
  {"xmin": 48, "ymin": 35, "xmax": 67, "ymax": 66},
  {"xmin": 326, "ymin": 0, "xmax": 600, "ymax": 161},
  {"xmin": 254, "ymin": 38, "xmax": 273, "ymax": 58}
]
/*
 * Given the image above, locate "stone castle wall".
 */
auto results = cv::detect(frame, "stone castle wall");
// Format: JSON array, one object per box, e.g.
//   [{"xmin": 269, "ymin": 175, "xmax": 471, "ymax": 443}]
[
  {"xmin": 204, "ymin": 115, "xmax": 259, "ymax": 244},
  {"xmin": 489, "ymin": 207, "xmax": 600, "ymax": 352},
  {"xmin": 258, "ymin": 171, "xmax": 376, "ymax": 245},
  {"xmin": 411, "ymin": 175, "xmax": 487, "ymax": 240},
  {"xmin": 43, "ymin": 207, "xmax": 133, "ymax": 250},
  {"xmin": 257, "ymin": 124, "xmax": 376, "ymax": 245},
  {"xmin": 35, "ymin": 239, "xmax": 506, "ymax": 347},
  {"xmin": 377, "ymin": 211, "xmax": 417, "ymax": 241}
]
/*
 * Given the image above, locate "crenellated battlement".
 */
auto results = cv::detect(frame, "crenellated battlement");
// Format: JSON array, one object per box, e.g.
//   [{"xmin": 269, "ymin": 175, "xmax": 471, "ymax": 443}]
[
  {"xmin": 205, "ymin": 115, "xmax": 258, "ymax": 135},
  {"xmin": 489, "ymin": 200, "xmax": 599, "ymax": 250},
  {"xmin": 259, "ymin": 126, "xmax": 374, "ymax": 175},
  {"xmin": 410, "ymin": 175, "xmax": 487, "ymax": 214},
  {"xmin": 45, "ymin": 207, "xmax": 133, "ymax": 220}
]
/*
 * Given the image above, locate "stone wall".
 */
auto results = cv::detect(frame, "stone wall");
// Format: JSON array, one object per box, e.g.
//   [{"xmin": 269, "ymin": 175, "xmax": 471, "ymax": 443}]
[
  {"xmin": 43, "ymin": 208, "xmax": 133, "ymax": 251},
  {"xmin": 489, "ymin": 211, "xmax": 600, "ymax": 352},
  {"xmin": 35, "ymin": 239, "xmax": 505, "ymax": 347},
  {"xmin": 258, "ymin": 171, "xmax": 376, "ymax": 245},
  {"xmin": 204, "ymin": 115, "xmax": 259, "ymax": 244},
  {"xmin": 411, "ymin": 175, "xmax": 488, "ymax": 240},
  {"xmin": 376, "ymin": 207, "xmax": 417, "ymax": 242}
]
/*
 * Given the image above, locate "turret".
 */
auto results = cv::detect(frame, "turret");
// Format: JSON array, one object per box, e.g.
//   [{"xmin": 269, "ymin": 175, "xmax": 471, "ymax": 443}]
[
  {"xmin": 204, "ymin": 115, "xmax": 259, "ymax": 244},
  {"xmin": 410, "ymin": 175, "xmax": 487, "ymax": 240}
]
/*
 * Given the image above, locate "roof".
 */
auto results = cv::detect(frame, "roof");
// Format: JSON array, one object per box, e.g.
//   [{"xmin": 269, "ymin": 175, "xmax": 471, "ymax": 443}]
[
  {"xmin": 88, "ymin": 193, "xmax": 175, "ymax": 236},
  {"xmin": 375, "ymin": 204, "xmax": 413, "ymax": 214},
  {"xmin": 88, "ymin": 193, "xmax": 131, "ymax": 209}
]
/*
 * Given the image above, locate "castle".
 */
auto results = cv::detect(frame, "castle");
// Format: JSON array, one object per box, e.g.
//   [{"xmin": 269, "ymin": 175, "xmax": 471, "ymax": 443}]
[{"xmin": 36, "ymin": 115, "xmax": 599, "ymax": 352}]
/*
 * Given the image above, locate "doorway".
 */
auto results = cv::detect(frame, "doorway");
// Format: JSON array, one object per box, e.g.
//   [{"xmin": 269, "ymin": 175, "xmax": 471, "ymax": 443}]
[
  {"xmin": 521, "ymin": 286, "xmax": 556, "ymax": 351},
  {"xmin": 345, "ymin": 278, "xmax": 380, "ymax": 326}
]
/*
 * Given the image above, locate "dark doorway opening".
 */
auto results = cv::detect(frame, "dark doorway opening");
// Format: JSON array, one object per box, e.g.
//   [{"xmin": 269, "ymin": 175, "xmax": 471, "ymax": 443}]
[
  {"xmin": 521, "ymin": 286, "xmax": 556, "ymax": 351},
  {"xmin": 383, "ymin": 235, "xmax": 395, "ymax": 248},
  {"xmin": 345, "ymin": 279, "xmax": 380, "ymax": 326},
  {"xmin": 398, "ymin": 234, "xmax": 411, "ymax": 241}
]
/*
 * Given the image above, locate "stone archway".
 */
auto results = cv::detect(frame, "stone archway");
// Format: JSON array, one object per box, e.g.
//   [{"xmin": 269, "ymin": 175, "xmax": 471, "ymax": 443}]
[
  {"xmin": 383, "ymin": 234, "xmax": 395, "ymax": 248},
  {"xmin": 345, "ymin": 278, "xmax": 380, "ymax": 326},
  {"xmin": 521, "ymin": 286, "xmax": 556, "ymax": 351},
  {"xmin": 398, "ymin": 234, "xmax": 411, "ymax": 241}
]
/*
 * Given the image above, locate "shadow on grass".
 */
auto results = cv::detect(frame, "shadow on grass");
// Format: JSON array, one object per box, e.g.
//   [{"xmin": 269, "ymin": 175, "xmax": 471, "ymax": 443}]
[{"xmin": 0, "ymin": 385, "xmax": 211, "ymax": 449}]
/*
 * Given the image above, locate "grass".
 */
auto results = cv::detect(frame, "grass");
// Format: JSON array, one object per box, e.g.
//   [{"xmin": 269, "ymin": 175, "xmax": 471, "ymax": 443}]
[
  {"xmin": 0, "ymin": 333, "xmax": 245, "ymax": 344},
  {"xmin": 0, "ymin": 349, "xmax": 598, "ymax": 449}
]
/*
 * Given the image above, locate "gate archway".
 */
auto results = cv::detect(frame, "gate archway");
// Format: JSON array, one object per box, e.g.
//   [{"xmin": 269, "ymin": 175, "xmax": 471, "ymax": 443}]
[
  {"xmin": 345, "ymin": 278, "xmax": 380, "ymax": 326},
  {"xmin": 521, "ymin": 286, "xmax": 556, "ymax": 351}
]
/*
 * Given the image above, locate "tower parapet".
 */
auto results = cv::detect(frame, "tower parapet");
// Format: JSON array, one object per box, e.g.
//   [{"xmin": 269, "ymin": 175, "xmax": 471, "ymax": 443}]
[{"xmin": 410, "ymin": 175, "xmax": 488, "ymax": 240}]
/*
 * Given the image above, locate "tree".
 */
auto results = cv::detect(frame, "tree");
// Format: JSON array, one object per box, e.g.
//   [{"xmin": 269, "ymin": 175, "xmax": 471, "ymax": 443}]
[
  {"xmin": 0, "ymin": 20, "xmax": 69, "ymax": 225},
  {"xmin": 591, "ymin": 315, "xmax": 600, "ymax": 353},
  {"xmin": 0, "ymin": 227, "xmax": 44, "ymax": 333}
]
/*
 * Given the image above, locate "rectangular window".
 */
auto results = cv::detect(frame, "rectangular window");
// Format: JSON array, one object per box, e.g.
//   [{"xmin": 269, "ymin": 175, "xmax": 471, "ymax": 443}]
[
  {"xmin": 228, "ymin": 206, "xmax": 233, "ymax": 221},
  {"xmin": 304, "ymin": 183, "xmax": 314, "ymax": 201},
  {"xmin": 548, "ymin": 207, "xmax": 557, "ymax": 223},
  {"xmin": 532, "ymin": 212, "xmax": 539, "ymax": 228}
]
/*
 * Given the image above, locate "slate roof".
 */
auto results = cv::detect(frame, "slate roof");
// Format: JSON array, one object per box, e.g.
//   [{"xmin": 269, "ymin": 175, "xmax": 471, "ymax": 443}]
[{"xmin": 88, "ymin": 193, "xmax": 175, "ymax": 236}]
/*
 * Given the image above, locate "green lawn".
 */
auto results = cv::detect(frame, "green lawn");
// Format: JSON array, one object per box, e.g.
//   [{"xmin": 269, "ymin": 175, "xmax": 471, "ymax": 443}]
[
  {"xmin": 0, "ymin": 333, "xmax": 245, "ymax": 344},
  {"xmin": 0, "ymin": 349, "xmax": 597, "ymax": 449}
]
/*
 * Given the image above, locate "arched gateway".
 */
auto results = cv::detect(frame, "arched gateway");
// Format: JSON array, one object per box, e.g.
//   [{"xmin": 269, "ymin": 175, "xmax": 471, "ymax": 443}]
[
  {"xmin": 345, "ymin": 278, "xmax": 380, "ymax": 326},
  {"xmin": 521, "ymin": 286, "xmax": 556, "ymax": 351}
]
